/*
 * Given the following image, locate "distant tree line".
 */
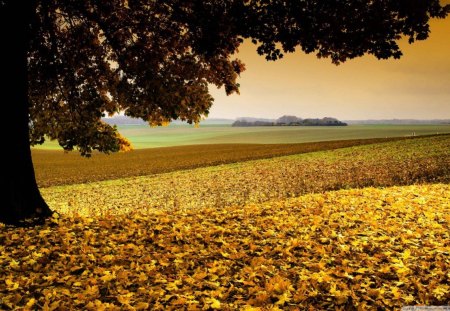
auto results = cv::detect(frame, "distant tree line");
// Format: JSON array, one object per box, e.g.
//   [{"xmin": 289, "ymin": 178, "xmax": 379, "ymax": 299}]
[{"xmin": 232, "ymin": 115, "xmax": 347, "ymax": 127}]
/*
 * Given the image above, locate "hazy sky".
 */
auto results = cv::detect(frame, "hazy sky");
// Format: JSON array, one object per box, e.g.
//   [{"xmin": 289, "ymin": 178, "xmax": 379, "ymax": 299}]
[{"xmin": 208, "ymin": 15, "xmax": 450, "ymax": 120}]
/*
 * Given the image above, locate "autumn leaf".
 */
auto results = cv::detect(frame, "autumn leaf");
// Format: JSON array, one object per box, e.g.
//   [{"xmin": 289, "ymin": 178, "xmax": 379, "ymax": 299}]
[
  {"xmin": 206, "ymin": 298, "xmax": 222, "ymax": 309},
  {"xmin": 1, "ymin": 160, "xmax": 449, "ymax": 310}
]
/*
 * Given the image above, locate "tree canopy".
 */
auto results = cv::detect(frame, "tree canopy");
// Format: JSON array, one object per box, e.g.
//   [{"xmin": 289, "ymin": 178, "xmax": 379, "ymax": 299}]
[{"xmin": 24, "ymin": 0, "xmax": 449, "ymax": 155}]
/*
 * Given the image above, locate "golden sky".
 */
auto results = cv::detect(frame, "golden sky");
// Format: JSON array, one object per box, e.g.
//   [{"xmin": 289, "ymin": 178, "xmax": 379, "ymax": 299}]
[{"xmin": 209, "ymin": 15, "xmax": 450, "ymax": 120}]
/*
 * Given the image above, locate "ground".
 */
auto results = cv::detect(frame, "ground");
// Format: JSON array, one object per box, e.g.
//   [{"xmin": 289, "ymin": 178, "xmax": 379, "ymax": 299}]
[{"xmin": 1, "ymin": 135, "xmax": 449, "ymax": 310}]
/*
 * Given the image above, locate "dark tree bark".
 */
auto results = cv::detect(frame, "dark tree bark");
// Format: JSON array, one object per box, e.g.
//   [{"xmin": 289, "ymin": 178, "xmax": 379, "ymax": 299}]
[{"xmin": 0, "ymin": 1, "xmax": 52, "ymax": 225}]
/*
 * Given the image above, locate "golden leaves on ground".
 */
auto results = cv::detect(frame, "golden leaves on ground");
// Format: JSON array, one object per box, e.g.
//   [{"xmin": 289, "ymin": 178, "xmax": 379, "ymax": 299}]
[
  {"xmin": 1, "ymin": 184, "xmax": 449, "ymax": 309},
  {"xmin": 4, "ymin": 136, "xmax": 450, "ymax": 308}
]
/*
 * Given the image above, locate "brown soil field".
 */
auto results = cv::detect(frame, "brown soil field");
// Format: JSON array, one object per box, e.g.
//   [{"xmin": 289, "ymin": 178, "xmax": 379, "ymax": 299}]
[{"xmin": 32, "ymin": 136, "xmax": 428, "ymax": 187}]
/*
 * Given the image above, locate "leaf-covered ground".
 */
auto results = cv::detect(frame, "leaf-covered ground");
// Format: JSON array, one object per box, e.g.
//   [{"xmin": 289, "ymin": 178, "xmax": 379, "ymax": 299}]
[
  {"xmin": 2, "ymin": 136, "xmax": 449, "ymax": 309},
  {"xmin": 1, "ymin": 184, "xmax": 449, "ymax": 310}
]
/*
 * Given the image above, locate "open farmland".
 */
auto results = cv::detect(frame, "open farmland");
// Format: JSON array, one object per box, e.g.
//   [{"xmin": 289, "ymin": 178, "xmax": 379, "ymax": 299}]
[
  {"xmin": 118, "ymin": 124, "xmax": 450, "ymax": 148},
  {"xmin": 33, "ymin": 124, "xmax": 450, "ymax": 149},
  {"xmin": 38, "ymin": 135, "xmax": 449, "ymax": 214},
  {"xmin": 1, "ymin": 135, "xmax": 449, "ymax": 309},
  {"xmin": 33, "ymin": 136, "xmax": 426, "ymax": 187}
]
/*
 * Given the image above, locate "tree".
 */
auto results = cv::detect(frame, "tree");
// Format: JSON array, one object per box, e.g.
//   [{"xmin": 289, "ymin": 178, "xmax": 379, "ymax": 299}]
[
  {"xmin": 0, "ymin": 0, "xmax": 448, "ymax": 224},
  {"xmin": 277, "ymin": 116, "xmax": 302, "ymax": 125}
]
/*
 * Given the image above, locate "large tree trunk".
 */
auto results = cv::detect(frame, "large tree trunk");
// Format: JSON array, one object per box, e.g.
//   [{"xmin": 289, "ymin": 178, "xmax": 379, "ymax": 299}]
[{"xmin": 0, "ymin": 1, "xmax": 53, "ymax": 225}]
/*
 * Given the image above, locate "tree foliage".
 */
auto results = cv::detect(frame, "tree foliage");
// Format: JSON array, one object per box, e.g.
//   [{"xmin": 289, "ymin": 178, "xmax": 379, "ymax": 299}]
[
  {"xmin": 231, "ymin": 116, "xmax": 348, "ymax": 126},
  {"xmin": 23, "ymin": 0, "xmax": 449, "ymax": 155},
  {"xmin": 245, "ymin": 0, "xmax": 449, "ymax": 61},
  {"xmin": 27, "ymin": 1, "xmax": 251, "ymax": 155}
]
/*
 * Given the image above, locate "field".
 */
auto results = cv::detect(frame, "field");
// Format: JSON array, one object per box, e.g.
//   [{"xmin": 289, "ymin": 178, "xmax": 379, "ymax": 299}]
[
  {"xmin": 1, "ymin": 135, "xmax": 449, "ymax": 310},
  {"xmin": 33, "ymin": 136, "xmax": 427, "ymax": 187},
  {"xmin": 33, "ymin": 124, "xmax": 450, "ymax": 149}
]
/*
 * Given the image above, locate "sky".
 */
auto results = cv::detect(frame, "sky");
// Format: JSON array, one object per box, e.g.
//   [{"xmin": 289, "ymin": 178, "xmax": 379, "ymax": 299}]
[{"xmin": 208, "ymin": 14, "xmax": 450, "ymax": 120}]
